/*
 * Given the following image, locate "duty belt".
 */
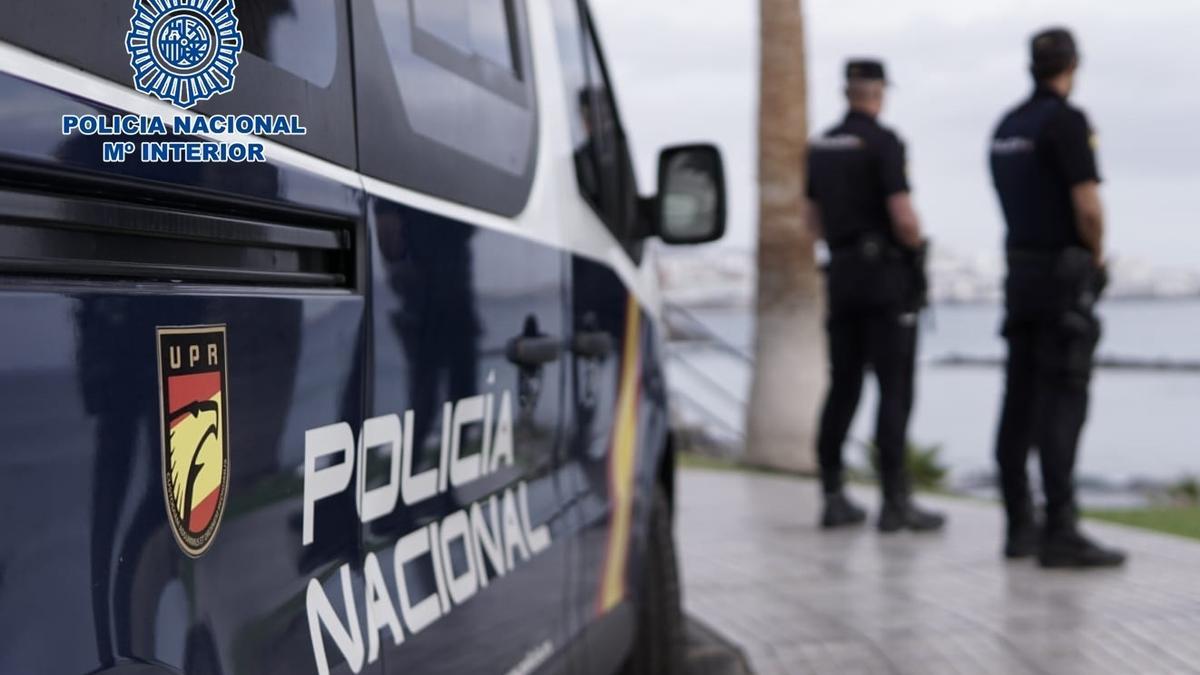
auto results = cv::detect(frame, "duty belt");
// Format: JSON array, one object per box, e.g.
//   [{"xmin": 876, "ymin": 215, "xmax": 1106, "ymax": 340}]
[
  {"xmin": 1006, "ymin": 246, "xmax": 1094, "ymax": 271},
  {"xmin": 1006, "ymin": 248, "xmax": 1063, "ymax": 266},
  {"xmin": 1007, "ymin": 246, "xmax": 1106, "ymax": 312},
  {"xmin": 830, "ymin": 234, "xmax": 904, "ymax": 262}
]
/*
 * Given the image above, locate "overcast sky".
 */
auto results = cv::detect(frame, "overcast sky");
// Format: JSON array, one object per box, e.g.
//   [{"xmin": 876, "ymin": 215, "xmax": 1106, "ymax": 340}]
[{"xmin": 591, "ymin": 0, "xmax": 1200, "ymax": 268}]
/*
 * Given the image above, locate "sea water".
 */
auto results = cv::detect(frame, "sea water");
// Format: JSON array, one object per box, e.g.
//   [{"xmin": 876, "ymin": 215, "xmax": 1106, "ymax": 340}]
[{"xmin": 687, "ymin": 300, "xmax": 1200, "ymax": 482}]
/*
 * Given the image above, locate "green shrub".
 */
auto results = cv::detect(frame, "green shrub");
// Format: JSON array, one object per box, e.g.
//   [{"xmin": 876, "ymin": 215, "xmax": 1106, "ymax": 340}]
[
  {"xmin": 1168, "ymin": 475, "xmax": 1200, "ymax": 506},
  {"xmin": 865, "ymin": 440, "xmax": 949, "ymax": 491}
]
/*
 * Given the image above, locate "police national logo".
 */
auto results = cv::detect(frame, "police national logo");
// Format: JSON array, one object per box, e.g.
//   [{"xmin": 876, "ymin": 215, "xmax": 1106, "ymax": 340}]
[
  {"xmin": 157, "ymin": 326, "xmax": 230, "ymax": 556},
  {"xmin": 126, "ymin": 0, "xmax": 243, "ymax": 109}
]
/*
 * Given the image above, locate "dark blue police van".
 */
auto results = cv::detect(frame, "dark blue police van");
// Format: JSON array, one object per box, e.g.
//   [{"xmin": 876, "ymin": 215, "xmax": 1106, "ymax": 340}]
[{"xmin": 0, "ymin": 1, "xmax": 726, "ymax": 674}]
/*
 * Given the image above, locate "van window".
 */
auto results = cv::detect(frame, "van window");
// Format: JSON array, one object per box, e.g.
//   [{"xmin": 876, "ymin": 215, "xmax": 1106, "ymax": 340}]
[
  {"xmin": 412, "ymin": 0, "xmax": 519, "ymax": 77},
  {"xmin": 352, "ymin": 0, "xmax": 538, "ymax": 217},
  {"xmin": 551, "ymin": 0, "xmax": 598, "ymax": 204},
  {"xmin": 240, "ymin": 0, "xmax": 339, "ymax": 88},
  {"xmin": 550, "ymin": 0, "xmax": 643, "ymax": 256},
  {"xmin": 0, "ymin": 0, "xmax": 357, "ymax": 167}
]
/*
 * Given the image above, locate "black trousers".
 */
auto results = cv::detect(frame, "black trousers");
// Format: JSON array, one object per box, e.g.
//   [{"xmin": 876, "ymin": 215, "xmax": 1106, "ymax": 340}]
[
  {"xmin": 995, "ymin": 266, "xmax": 1100, "ymax": 531},
  {"xmin": 817, "ymin": 284, "xmax": 918, "ymax": 502},
  {"xmin": 995, "ymin": 316, "xmax": 1098, "ymax": 531}
]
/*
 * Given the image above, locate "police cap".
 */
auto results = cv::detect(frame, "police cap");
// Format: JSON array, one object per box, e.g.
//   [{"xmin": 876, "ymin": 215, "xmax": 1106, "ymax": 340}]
[
  {"xmin": 1031, "ymin": 27, "xmax": 1079, "ymax": 79},
  {"xmin": 845, "ymin": 59, "xmax": 887, "ymax": 84}
]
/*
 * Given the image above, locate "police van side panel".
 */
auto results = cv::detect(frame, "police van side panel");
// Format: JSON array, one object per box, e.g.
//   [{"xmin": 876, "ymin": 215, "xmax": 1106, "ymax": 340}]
[
  {"xmin": 0, "ymin": 0, "xmax": 703, "ymax": 673},
  {"xmin": 0, "ymin": 2, "xmax": 373, "ymax": 673}
]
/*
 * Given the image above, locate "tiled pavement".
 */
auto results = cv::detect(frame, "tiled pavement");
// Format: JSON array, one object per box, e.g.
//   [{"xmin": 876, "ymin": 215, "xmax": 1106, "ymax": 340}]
[{"xmin": 676, "ymin": 468, "xmax": 1200, "ymax": 675}]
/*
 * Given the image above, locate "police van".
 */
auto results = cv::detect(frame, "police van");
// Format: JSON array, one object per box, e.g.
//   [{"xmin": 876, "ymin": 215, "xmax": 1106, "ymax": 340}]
[{"xmin": 0, "ymin": 1, "xmax": 726, "ymax": 674}]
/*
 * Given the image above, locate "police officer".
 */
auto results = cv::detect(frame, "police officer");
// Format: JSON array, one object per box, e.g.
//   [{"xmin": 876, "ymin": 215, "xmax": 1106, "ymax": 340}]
[
  {"xmin": 990, "ymin": 28, "xmax": 1125, "ymax": 567},
  {"xmin": 807, "ymin": 59, "xmax": 945, "ymax": 532}
]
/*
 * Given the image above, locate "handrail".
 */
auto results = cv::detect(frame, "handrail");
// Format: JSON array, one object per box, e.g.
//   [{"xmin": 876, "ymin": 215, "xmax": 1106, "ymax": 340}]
[
  {"xmin": 662, "ymin": 302, "xmax": 753, "ymax": 446},
  {"xmin": 666, "ymin": 346, "xmax": 749, "ymax": 410},
  {"xmin": 663, "ymin": 302, "xmax": 754, "ymax": 364},
  {"xmin": 668, "ymin": 388, "xmax": 746, "ymax": 441}
]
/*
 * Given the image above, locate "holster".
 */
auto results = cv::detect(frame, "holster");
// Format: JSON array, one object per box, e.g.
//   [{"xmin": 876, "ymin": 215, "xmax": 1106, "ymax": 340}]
[
  {"xmin": 1006, "ymin": 246, "xmax": 1104, "ymax": 378},
  {"xmin": 1055, "ymin": 246, "xmax": 1107, "ymax": 320},
  {"xmin": 905, "ymin": 240, "xmax": 930, "ymax": 312},
  {"xmin": 827, "ymin": 233, "xmax": 926, "ymax": 313},
  {"xmin": 1056, "ymin": 248, "xmax": 1106, "ymax": 376}
]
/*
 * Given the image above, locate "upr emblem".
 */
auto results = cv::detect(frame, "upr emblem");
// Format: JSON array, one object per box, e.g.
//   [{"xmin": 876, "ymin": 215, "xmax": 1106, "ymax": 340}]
[
  {"xmin": 157, "ymin": 325, "xmax": 230, "ymax": 557},
  {"xmin": 126, "ymin": 0, "xmax": 243, "ymax": 109}
]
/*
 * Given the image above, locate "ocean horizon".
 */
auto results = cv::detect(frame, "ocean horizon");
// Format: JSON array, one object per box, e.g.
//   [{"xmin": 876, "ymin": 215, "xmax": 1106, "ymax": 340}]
[{"xmin": 681, "ymin": 298, "xmax": 1200, "ymax": 484}]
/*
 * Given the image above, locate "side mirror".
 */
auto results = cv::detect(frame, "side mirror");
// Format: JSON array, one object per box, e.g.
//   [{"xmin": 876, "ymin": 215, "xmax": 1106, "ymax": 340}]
[{"xmin": 654, "ymin": 144, "xmax": 727, "ymax": 245}]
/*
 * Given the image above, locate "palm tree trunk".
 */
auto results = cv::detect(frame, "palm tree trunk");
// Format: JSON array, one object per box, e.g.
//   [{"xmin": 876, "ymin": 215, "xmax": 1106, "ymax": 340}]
[{"xmin": 745, "ymin": 0, "xmax": 824, "ymax": 472}]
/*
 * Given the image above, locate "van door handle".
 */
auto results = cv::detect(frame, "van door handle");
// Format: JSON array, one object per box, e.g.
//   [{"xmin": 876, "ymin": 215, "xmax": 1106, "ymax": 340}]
[
  {"xmin": 507, "ymin": 335, "xmax": 562, "ymax": 367},
  {"xmin": 572, "ymin": 331, "xmax": 614, "ymax": 359}
]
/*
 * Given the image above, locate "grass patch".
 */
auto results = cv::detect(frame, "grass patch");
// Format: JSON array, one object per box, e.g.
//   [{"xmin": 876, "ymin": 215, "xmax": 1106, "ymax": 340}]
[
  {"xmin": 1087, "ymin": 507, "xmax": 1200, "ymax": 542},
  {"xmin": 677, "ymin": 452, "xmax": 743, "ymax": 472},
  {"xmin": 677, "ymin": 452, "xmax": 810, "ymax": 478}
]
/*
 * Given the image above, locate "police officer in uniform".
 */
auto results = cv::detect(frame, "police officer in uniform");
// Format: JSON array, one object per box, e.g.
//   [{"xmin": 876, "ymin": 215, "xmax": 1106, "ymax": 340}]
[
  {"xmin": 807, "ymin": 59, "xmax": 945, "ymax": 532},
  {"xmin": 990, "ymin": 28, "xmax": 1125, "ymax": 567}
]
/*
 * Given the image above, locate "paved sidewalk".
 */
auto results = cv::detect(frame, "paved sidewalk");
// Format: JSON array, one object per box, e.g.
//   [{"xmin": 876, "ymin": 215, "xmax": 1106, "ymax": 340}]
[{"xmin": 677, "ymin": 468, "xmax": 1200, "ymax": 675}]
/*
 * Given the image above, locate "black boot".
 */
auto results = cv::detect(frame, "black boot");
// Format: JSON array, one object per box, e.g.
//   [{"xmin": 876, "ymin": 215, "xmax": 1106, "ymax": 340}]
[
  {"xmin": 821, "ymin": 492, "xmax": 867, "ymax": 529},
  {"xmin": 1004, "ymin": 520, "xmax": 1041, "ymax": 559},
  {"xmin": 1039, "ymin": 527, "xmax": 1127, "ymax": 569},
  {"xmin": 1002, "ymin": 494, "xmax": 1039, "ymax": 559},
  {"xmin": 878, "ymin": 500, "xmax": 946, "ymax": 533}
]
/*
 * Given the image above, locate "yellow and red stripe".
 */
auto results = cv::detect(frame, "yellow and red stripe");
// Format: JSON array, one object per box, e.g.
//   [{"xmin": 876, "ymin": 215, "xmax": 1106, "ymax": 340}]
[{"xmin": 596, "ymin": 295, "xmax": 643, "ymax": 615}]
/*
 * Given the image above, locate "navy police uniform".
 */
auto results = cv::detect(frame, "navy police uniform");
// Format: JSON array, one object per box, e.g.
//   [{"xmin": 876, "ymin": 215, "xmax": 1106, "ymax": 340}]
[
  {"xmin": 990, "ymin": 28, "xmax": 1124, "ymax": 566},
  {"xmin": 808, "ymin": 60, "xmax": 936, "ymax": 530}
]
